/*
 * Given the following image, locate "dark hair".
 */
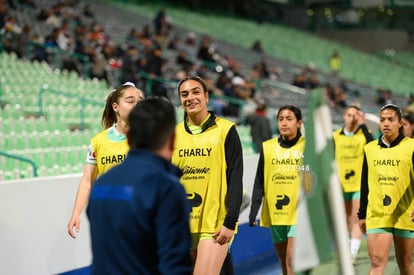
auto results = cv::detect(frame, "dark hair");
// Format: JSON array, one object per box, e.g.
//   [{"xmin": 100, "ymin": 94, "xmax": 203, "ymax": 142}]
[
  {"xmin": 128, "ymin": 97, "xmax": 176, "ymax": 150},
  {"xmin": 380, "ymin": 104, "xmax": 403, "ymax": 135},
  {"xmin": 380, "ymin": 104, "xmax": 402, "ymax": 120},
  {"xmin": 101, "ymin": 82, "xmax": 142, "ymax": 129},
  {"xmin": 402, "ymin": 111, "xmax": 414, "ymax": 125},
  {"xmin": 277, "ymin": 105, "xmax": 303, "ymax": 121},
  {"xmin": 177, "ymin": 76, "xmax": 208, "ymax": 96}
]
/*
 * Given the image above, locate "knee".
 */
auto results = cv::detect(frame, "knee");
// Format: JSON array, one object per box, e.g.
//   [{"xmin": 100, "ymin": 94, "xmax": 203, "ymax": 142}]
[{"xmin": 369, "ymin": 253, "xmax": 387, "ymax": 269}]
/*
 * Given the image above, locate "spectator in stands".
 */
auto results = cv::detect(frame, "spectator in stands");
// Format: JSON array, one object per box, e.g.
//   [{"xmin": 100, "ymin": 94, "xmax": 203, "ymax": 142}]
[
  {"xmin": 141, "ymin": 45, "xmax": 168, "ymax": 98},
  {"xmin": 333, "ymin": 105, "xmax": 373, "ymax": 265},
  {"xmin": 197, "ymin": 36, "xmax": 216, "ymax": 69},
  {"xmin": 30, "ymin": 34, "xmax": 48, "ymax": 62},
  {"xmin": 216, "ymin": 71, "xmax": 232, "ymax": 94},
  {"xmin": 195, "ymin": 63, "xmax": 210, "ymax": 79},
  {"xmin": 0, "ymin": 2, "xmax": 8, "ymax": 29},
  {"xmin": 125, "ymin": 27, "xmax": 140, "ymax": 45},
  {"xmin": 246, "ymin": 101, "xmax": 272, "ymax": 153},
  {"xmin": 358, "ymin": 104, "xmax": 414, "ymax": 275},
  {"xmin": 167, "ymin": 35, "xmax": 181, "ymax": 50},
  {"xmin": 249, "ymin": 105, "xmax": 305, "ymax": 275},
  {"xmin": 292, "ymin": 72, "xmax": 307, "ymax": 89},
  {"xmin": 248, "ymin": 64, "xmax": 263, "ymax": 98},
  {"xmin": 383, "ymin": 89, "xmax": 394, "ymax": 105},
  {"xmin": 87, "ymin": 97, "xmax": 192, "ymax": 275},
  {"xmin": 401, "ymin": 110, "xmax": 414, "ymax": 138},
  {"xmin": 15, "ymin": 24, "xmax": 32, "ymax": 59},
  {"xmin": 56, "ymin": 21, "xmax": 72, "ymax": 51},
  {"xmin": 67, "ymin": 82, "xmax": 144, "ymax": 239},
  {"xmin": 44, "ymin": 5, "xmax": 62, "ymax": 28},
  {"xmin": 328, "ymin": 50, "xmax": 341, "ymax": 76},
  {"xmin": 339, "ymin": 79, "xmax": 350, "ymax": 94},
  {"xmin": 268, "ymin": 65, "xmax": 282, "ymax": 81},
  {"xmin": 141, "ymin": 23, "xmax": 152, "ymax": 40},
  {"xmin": 182, "ymin": 32, "xmax": 198, "ymax": 60},
  {"xmin": 172, "ymin": 76, "xmax": 243, "ymax": 275},
  {"xmin": 86, "ymin": 39, "xmax": 110, "ymax": 83},
  {"xmin": 176, "ymin": 48, "xmax": 194, "ymax": 72},
  {"xmin": 2, "ymin": 15, "xmax": 22, "ymax": 55},
  {"xmin": 226, "ymin": 61, "xmax": 244, "ymax": 80},
  {"xmin": 222, "ymin": 76, "xmax": 251, "ymax": 118},
  {"xmin": 292, "ymin": 63, "xmax": 320, "ymax": 90},
  {"xmin": 251, "ymin": 39, "xmax": 264, "ymax": 53},
  {"xmin": 252, "ymin": 59, "xmax": 275, "ymax": 82},
  {"xmin": 204, "ymin": 74, "xmax": 226, "ymax": 116},
  {"xmin": 82, "ymin": 3, "xmax": 94, "ymax": 18},
  {"xmin": 120, "ymin": 45, "xmax": 140, "ymax": 87},
  {"xmin": 333, "ymin": 86, "xmax": 348, "ymax": 110},
  {"xmin": 375, "ymin": 87, "xmax": 386, "ymax": 106},
  {"xmin": 304, "ymin": 63, "xmax": 321, "ymax": 90},
  {"xmin": 89, "ymin": 23, "xmax": 109, "ymax": 47},
  {"xmin": 153, "ymin": 9, "xmax": 172, "ymax": 37},
  {"xmin": 44, "ymin": 27, "xmax": 59, "ymax": 53},
  {"xmin": 376, "ymin": 87, "xmax": 394, "ymax": 106}
]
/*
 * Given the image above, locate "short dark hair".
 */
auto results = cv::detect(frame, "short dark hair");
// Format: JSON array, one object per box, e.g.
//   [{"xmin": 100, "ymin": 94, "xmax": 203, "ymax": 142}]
[
  {"xmin": 380, "ymin": 104, "xmax": 402, "ymax": 120},
  {"xmin": 128, "ymin": 97, "xmax": 176, "ymax": 150}
]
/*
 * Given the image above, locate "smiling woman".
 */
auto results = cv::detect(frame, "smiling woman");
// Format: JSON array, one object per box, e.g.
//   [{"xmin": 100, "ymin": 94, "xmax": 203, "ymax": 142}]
[{"xmin": 172, "ymin": 76, "xmax": 244, "ymax": 275}]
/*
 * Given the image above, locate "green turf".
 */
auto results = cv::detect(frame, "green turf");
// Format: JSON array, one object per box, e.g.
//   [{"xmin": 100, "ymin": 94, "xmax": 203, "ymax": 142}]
[{"xmin": 310, "ymin": 237, "xmax": 401, "ymax": 275}]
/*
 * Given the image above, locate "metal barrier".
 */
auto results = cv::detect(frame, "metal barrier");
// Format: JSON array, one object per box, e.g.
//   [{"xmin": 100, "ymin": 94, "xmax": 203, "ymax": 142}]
[{"xmin": 0, "ymin": 151, "xmax": 38, "ymax": 177}]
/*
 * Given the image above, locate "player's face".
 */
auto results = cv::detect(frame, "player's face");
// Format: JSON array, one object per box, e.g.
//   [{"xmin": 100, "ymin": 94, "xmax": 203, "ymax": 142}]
[
  {"xmin": 343, "ymin": 107, "xmax": 359, "ymax": 129},
  {"xmin": 114, "ymin": 87, "xmax": 144, "ymax": 123},
  {"xmin": 401, "ymin": 118, "xmax": 414, "ymax": 138},
  {"xmin": 179, "ymin": 79, "xmax": 209, "ymax": 118},
  {"xmin": 379, "ymin": 109, "xmax": 401, "ymax": 143},
  {"xmin": 277, "ymin": 109, "xmax": 302, "ymax": 141}
]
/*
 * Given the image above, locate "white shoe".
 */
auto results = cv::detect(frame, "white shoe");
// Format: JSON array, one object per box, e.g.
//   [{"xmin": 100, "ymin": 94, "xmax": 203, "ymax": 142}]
[{"xmin": 351, "ymin": 256, "xmax": 357, "ymax": 266}]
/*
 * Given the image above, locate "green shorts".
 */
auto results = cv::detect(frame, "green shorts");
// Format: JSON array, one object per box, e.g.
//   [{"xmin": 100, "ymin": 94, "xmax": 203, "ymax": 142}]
[
  {"xmin": 366, "ymin": 227, "xmax": 414, "ymax": 238},
  {"xmin": 270, "ymin": 225, "xmax": 296, "ymax": 244},
  {"xmin": 343, "ymin": 191, "xmax": 360, "ymax": 202},
  {"xmin": 191, "ymin": 232, "xmax": 234, "ymax": 250}
]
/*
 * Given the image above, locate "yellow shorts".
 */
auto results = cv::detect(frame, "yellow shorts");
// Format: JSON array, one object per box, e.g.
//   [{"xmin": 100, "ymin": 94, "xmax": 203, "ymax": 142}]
[{"xmin": 191, "ymin": 232, "xmax": 234, "ymax": 250}]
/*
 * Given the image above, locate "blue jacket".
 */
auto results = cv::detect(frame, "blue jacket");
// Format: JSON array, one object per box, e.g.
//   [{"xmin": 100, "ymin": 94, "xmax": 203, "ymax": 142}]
[{"xmin": 87, "ymin": 149, "xmax": 192, "ymax": 275}]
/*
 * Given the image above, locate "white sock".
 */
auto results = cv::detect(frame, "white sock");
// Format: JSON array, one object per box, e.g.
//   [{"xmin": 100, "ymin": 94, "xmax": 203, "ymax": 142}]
[{"xmin": 350, "ymin": 238, "xmax": 361, "ymax": 258}]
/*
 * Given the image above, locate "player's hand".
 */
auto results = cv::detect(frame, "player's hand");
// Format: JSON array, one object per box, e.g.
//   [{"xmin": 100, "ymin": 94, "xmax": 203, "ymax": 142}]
[
  {"xmin": 357, "ymin": 110, "xmax": 366, "ymax": 125},
  {"xmin": 249, "ymin": 220, "xmax": 258, "ymax": 227},
  {"xmin": 213, "ymin": 226, "xmax": 234, "ymax": 245},
  {"xmin": 67, "ymin": 216, "xmax": 80, "ymax": 238},
  {"xmin": 359, "ymin": 219, "xmax": 366, "ymax": 235}
]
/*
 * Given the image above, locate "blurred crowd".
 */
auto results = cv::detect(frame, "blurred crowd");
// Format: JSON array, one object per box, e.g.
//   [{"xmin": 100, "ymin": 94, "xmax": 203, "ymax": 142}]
[{"xmin": 1, "ymin": 0, "xmax": 413, "ymax": 124}]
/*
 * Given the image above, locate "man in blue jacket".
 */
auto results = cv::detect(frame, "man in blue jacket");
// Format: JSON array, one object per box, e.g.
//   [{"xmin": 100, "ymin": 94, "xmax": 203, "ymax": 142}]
[{"xmin": 87, "ymin": 97, "xmax": 192, "ymax": 275}]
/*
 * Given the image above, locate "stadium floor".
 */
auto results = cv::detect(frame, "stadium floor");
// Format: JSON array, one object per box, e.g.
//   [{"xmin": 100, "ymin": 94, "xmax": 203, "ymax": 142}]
[
  {"xmin": 62, "ymin": 237, "xmax": 405, "ymax": 275},
  {"xmin": 234, "ymin": 235, "xmax": 403, "ymax": 275}
]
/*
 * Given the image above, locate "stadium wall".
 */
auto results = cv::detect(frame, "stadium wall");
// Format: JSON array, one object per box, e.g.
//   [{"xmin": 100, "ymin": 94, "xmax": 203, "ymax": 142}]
[{"xmin": 0, "ymin": 154, "xmax": 274, "ymax": 275}]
